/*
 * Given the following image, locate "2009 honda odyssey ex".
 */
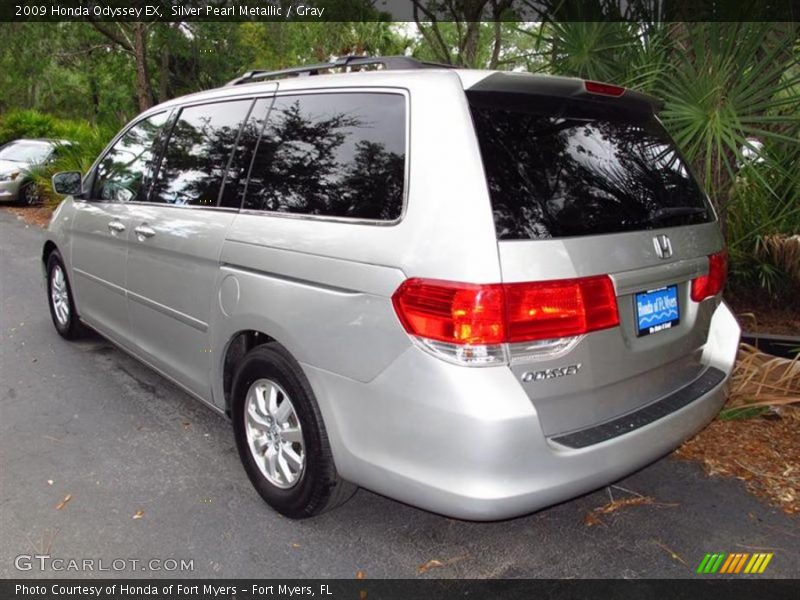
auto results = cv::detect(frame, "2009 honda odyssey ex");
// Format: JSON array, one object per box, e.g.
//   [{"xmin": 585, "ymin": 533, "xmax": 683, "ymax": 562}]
[{"xmin": 43, "ymin": 56, "xmax": 740, "ymax": 520}]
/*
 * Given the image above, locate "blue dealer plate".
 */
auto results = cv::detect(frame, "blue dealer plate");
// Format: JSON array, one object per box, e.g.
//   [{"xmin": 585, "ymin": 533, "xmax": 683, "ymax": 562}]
[{"xmin": 635, "ymin": 285, "xmax": 680, "ymax": 337}]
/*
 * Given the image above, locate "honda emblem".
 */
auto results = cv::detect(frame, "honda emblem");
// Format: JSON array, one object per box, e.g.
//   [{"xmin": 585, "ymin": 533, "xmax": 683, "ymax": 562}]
[{"xmin": 653, "ymin": 234, "xmax": 673, "ymax": 259}]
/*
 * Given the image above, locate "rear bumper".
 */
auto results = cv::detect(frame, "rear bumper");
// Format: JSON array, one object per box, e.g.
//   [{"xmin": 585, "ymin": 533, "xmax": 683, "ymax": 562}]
[{"xmin": 302, "ymin": 301, "xmax": 740, "ymax": 520}]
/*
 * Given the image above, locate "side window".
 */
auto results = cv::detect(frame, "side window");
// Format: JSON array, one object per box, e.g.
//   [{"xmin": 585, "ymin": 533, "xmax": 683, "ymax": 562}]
[
  {"xmin": 92, "ymin": 112, "xmax": 168, "ymax": 202},
  {"xmin": 149, "ymin": 100, "xmax": 253, "ymax": 206},
  {"xmin": 244, "ymin": 92, "xmax": 406, "ymax": 221}
]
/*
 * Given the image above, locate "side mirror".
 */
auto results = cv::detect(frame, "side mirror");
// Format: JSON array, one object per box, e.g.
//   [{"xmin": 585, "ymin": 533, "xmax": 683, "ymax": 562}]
[{"xmin": 52, "ymin": 171, "xmax": 83, "ymax": 196}]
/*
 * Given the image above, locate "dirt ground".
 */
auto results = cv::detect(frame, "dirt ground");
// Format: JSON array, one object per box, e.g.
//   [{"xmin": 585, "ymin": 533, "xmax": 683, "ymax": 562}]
[{"xmin": 675, "ymin": 405, "xmax": 800, "ymax": 514}]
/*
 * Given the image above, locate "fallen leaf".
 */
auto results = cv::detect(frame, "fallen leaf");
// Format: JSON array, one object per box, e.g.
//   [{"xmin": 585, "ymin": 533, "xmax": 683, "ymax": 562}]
[
  {"xmin": 182, "ymin": 422, "xmax": 192, "ymax": 430},
  {"xmin": 583, "ymin": 495, "xmax": 677, "ymax": 526},
  {"xmin": 583, "ymin": 512, "xmax": 604, "ymax": 527},
  {"xmin": 291, "ymin": 543, "xmax": 301, "ymax": 548},
  {"xmin": 356, "ymin": 570, "xmax": 366, "ymax": 579},
  {"xmin": 55, "ymin": 494, "xmax": 72, "ymax": 510},
  {"xmin": 417, "ymin": 559, "xmax": 444, "ymax": 574},
  {"xmin": 653, "ymin": 540, "xmax": 687, "ymax": 565},
  {"xmin": 132, "ymin": 509, "xmax": 144, "ymax": 520},
  {"xmin": 595, "ymin": 496, "xmax": 657, "ymax": 514}
]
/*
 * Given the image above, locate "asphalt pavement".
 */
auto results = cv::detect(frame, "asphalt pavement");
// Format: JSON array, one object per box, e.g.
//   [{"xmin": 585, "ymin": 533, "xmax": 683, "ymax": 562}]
[{"xmin": 1, "ymin": 207, "xmax": 797, "ymax": 579}]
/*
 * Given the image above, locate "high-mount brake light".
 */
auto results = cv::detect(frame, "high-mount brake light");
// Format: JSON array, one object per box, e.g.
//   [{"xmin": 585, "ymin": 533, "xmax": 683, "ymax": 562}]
[
  {"xmin": 691, "ymin": 250, "xmax": 728, "ymax": 302},
  {"xmin": 584, "ymin": 81, "xmax": 626, "ymax": 97},
  {"xmin": 391, "ymin": 276, "xmax": 620, "ymax": 366}
]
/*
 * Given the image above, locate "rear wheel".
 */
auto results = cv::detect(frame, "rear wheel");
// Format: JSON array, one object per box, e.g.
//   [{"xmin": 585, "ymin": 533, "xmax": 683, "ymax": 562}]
[
  {"xmin": 232, "ymin": 343, "xmax": 356, "ymax": 518},
  {"xmin": 46, "ymin": 251, "xmax": 85, "ymax": 340}
]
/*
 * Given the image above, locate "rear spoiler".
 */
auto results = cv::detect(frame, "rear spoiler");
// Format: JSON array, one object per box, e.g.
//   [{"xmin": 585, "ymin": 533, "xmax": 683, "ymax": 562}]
[{"xmin": 465, "ymin": 71, "xmax": 664, "ymax": 114}]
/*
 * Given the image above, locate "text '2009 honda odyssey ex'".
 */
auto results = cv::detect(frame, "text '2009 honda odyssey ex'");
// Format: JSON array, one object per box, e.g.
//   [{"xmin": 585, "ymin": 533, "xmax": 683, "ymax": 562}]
[{"xmin": 44, "ymin": 56, "xmax": 740, "ymax": 520}]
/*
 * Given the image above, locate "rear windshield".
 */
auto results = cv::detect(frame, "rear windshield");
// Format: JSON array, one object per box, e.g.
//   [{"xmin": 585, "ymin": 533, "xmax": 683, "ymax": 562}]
[{"xmin": 468, "ymin": 93, "xmax": 713, "ymax": 240}]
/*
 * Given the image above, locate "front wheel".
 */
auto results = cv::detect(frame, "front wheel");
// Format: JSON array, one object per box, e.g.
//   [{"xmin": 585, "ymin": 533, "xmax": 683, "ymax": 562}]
[
  {"xmin": 46, "ymin": 251, "xmax": 85, "ymax": 340},
  {"xmin": 231, "ymin": 343, "xmax": 356, "ymax": 518},
  {"xmin": 20, "ymin": 182, "xmax": 41, "ymax": 206}
]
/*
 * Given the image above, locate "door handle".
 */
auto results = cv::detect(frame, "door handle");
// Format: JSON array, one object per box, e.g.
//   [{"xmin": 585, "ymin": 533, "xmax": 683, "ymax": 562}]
[
  {"xmin": 134, "ymin": 224, "xmax": 156, "ymax": 239},
  {"xmin": 108, "ymin": 220, "xmax": 126, "ymax": 234}
]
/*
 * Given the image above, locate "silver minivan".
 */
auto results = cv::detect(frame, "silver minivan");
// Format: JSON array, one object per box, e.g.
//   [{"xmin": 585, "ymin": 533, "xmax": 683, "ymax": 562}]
[{"xmin": 43, "ymin": 56, "xmax": 740, "ymax": 520}]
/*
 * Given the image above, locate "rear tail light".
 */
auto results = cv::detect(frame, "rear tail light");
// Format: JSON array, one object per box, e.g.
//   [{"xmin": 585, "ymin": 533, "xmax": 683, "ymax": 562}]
[
  {"xmin": 392, "ymin": 276, "xmax": 619, "ymax": 366},
  {"xmin": 505, "ymin": 277, "xmax": 619, "ymax": 342},
  {"xmin": 691, "ymin": 250, "xmax": 728, "ymax": 302},
  {"xmin": 584, "ymin": 80, "xmax": 626, "ymax": 97}
]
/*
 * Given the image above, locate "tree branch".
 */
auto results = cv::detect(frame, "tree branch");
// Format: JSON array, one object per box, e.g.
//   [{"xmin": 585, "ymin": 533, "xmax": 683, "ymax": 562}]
[
  {"xmin": 88, "ymin": 21, "xmax": 134, "ymax": 53},
  {"xmin": 412, "ymin": 1, "xmax": 453, "ymax": 65}
]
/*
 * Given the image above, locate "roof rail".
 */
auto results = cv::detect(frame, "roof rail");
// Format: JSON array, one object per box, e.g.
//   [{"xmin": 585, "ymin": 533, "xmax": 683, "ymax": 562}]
[{"xmin": 225, "ymin": 55, "xmax": 454, "ymax": 86}]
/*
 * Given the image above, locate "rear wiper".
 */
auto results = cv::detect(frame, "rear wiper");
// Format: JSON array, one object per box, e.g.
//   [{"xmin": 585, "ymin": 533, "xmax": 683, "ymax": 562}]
[
  {"xmin": 623, "ymin": 206, "xmax": 708, "ymax": 228},
  {"xmin": 649, "ymin": 206, "xmax": 708, "ymax": 223}
]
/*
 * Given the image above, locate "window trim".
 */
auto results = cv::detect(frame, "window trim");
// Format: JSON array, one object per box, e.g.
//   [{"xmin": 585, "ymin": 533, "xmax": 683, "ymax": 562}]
[{"xmin": 238, "ymin": 86, "xmax": 411, "ymax": 227}]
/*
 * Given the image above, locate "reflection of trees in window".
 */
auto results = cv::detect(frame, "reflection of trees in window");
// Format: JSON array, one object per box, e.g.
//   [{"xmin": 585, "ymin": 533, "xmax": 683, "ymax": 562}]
[
  {"xmin": 150, "ymin": 100, "xmax": 253, "ymax": 206},
  {"xmin": 471, "ymin": 106, "xmax": 709, "ymax": 240},
  {"xmin": 245, "ymin": 93, "xmax": 405, "ymax": 221},
  {"xmin": 220, "ymin": 103, "xmax": 271, "ymax": 208},
  {"xmin": 93, "ymin": 113, "xmax": 167, "ymax": 202}
]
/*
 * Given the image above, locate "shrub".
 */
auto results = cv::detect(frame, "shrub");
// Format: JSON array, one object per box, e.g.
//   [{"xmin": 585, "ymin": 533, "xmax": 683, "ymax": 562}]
[{"xmin": 726, "ymin": 142, "xmax": 800, "ymax": 308}]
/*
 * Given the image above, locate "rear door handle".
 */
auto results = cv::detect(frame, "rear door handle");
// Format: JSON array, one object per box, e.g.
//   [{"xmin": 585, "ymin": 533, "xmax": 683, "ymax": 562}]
[
  {"xmin": 134, "ymin": 224, "xmax": 156, "ymax": 239},
  {"xmin": 108, "ymin": 220, "xmax": 126, "ymax": 234}
]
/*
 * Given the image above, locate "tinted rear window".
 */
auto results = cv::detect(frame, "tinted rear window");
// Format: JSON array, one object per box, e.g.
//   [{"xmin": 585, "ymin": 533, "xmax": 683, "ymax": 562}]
[{"xmin": 468, "ymin": 93, "xmax": 712, "ymax": 240}]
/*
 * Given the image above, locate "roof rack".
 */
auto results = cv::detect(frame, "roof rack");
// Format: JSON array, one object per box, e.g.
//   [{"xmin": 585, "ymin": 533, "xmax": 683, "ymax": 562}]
[{"xmin": 226, "ymin": 55, "xmax": 454, "ymax": 86}]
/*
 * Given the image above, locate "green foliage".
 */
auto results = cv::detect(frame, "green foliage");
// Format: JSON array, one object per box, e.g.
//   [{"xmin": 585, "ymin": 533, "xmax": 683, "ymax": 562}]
[
  {"xmin": 727, "ymin": 143, "xmax": 800, "ymax": 303},
  {"xmin": 655, "ymin": 23, "xmax": 800, "ymax": 212},
  {"xmin": 239, "ymin": 22, "xmax": 408, "ymax": 70},
  {"xmin": 718, "ymin": 405, "xmax": 770, "ymax": 421},
  {"xmin": 0, "ymin": 110, "xmax": 57, "ymax": 145}
]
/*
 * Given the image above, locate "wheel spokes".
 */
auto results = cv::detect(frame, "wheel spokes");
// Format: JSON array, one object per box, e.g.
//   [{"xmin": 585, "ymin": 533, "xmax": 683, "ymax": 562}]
[
  {"xmin": 244, "ymin": 378, "xmax": 305, "ymax": 489},
  {"xmin": 50, "ymin": 267, "xmax": 70, "ymax": 326}
]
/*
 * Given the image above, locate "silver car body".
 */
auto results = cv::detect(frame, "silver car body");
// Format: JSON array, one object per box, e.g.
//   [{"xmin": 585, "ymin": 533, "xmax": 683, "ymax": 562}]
[
  {"xmin": 44, "ymin": 68, "xmax": 740, "ymax": 520},
  {"xmin": 0, "ymin": 139, "xmax": 61, "ymax": 202}
]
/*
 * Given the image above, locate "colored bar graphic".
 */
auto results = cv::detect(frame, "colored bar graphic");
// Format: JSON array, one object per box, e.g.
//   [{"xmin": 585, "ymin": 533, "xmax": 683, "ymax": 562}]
[
  {"xmin": 710, "ymin": 553, "xmax": 725, "ymax": 573},
  {"xmin": 696, "ymin": 554, "xmax": 713, "ymax": 574},
  {"xmin": 734, "ymin": 553, "xmax": 749, "ymax": 573},
  {"xmin": 698, "ymin": 552, "xmax": 774, "ymax": 575},
  {"xmin": 744, "ymin": 554, "xmax": 760, "ymax": 574},
  {"xmin": 719, "ymin": 554, "xmax": 736, "ymax": 573},
  {"xmin": 720, "ymin": 553, "xmax": 737, "ymax": 573},
  {"xmin": 758, "ymin": 553, "xmax": 773, "ymax": 573}
]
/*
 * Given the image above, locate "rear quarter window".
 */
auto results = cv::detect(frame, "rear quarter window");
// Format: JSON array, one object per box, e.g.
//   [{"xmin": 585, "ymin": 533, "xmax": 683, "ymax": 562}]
[
  {"xmin": 468, "ymin": 92, "xmax": 712, "ymax": 240},
  {"xmin": 244, "ymin": 92, "xmax": 406, "ymax": 221}
]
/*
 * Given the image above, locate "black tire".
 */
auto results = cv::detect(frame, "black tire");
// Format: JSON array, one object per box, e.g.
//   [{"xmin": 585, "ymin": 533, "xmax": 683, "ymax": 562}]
[
  {"xmin": 232, "ymin": 343, "xmax": 356, "ymax": 518},
  {"xmin": 19, "ymin": 182, "xmax": 41, "ymax": 206},
  {"xmin": 46, "ymin": 250, "xmax": 86, "ymax": 340}
]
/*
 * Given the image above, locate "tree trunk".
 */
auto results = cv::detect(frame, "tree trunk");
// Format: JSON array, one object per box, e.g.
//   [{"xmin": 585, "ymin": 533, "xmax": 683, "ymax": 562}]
[
  {"xmin": 133, "ymin": 23, "xmax": 154, "ymax": 112},
  {"xmin": 159, "ymin": 40, "xmax": 169, "ymax": 103}
]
